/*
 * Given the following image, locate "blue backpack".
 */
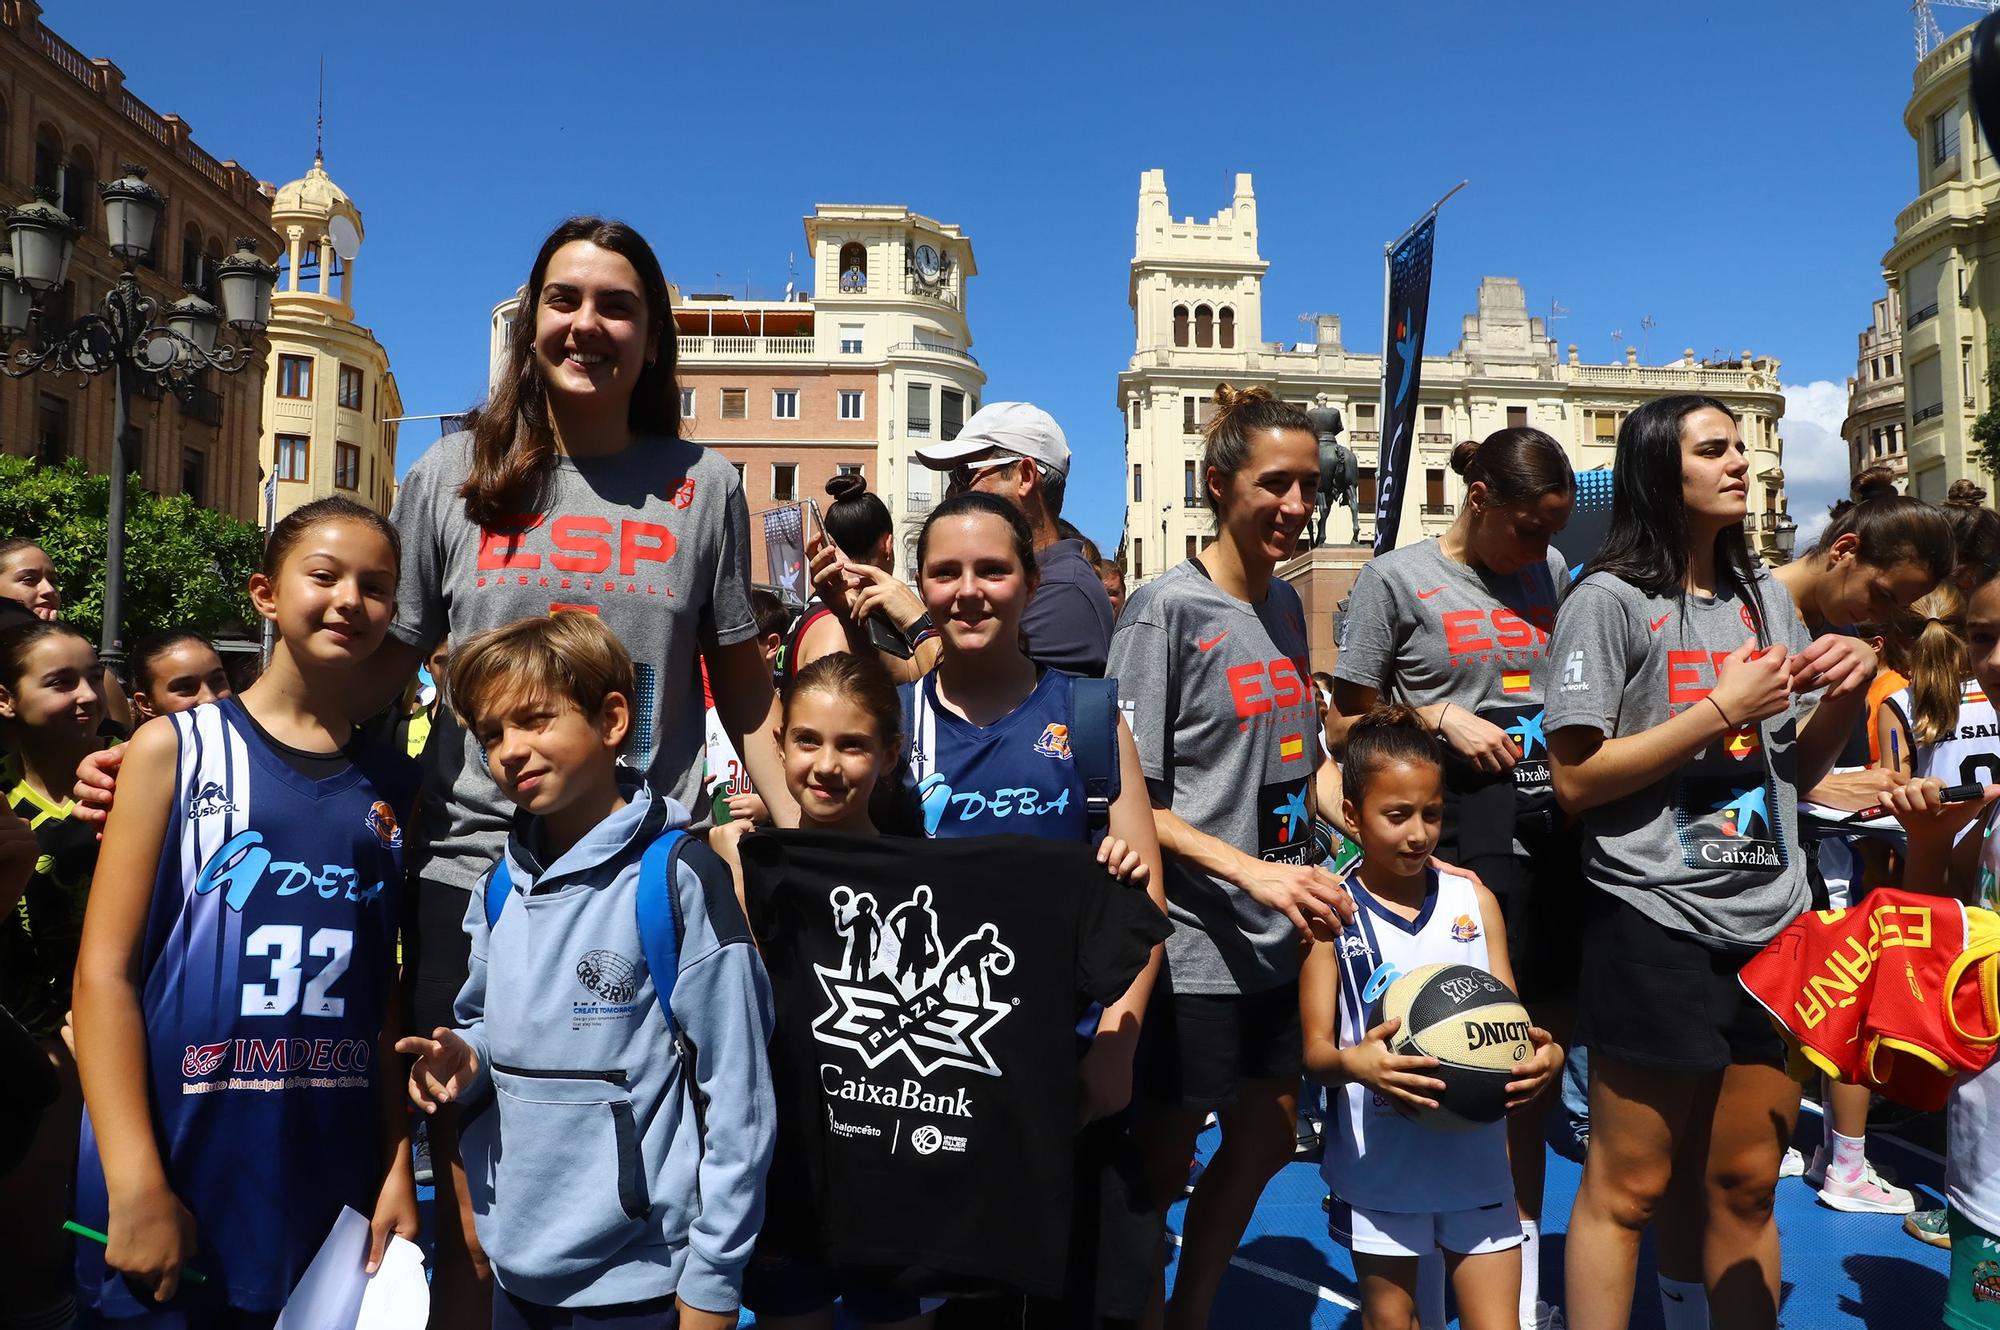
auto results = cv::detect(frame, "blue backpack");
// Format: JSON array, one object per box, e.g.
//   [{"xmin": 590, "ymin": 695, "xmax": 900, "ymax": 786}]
[{"xmin": 482, "ymin": 828, "xmax": 712, "ymax": 1036}]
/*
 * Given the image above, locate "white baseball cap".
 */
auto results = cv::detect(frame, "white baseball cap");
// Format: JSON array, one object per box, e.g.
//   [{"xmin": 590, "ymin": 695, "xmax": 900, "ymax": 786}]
[{"xmin": 912, "ymin": 401, "xmax": 1070, "ymax": 480}]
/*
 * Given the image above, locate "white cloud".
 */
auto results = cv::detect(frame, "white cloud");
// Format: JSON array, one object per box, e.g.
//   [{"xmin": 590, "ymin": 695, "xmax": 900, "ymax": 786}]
[{"xmin": 1779, "ymin": 380, "xmax": 1855, "ymax": 550}]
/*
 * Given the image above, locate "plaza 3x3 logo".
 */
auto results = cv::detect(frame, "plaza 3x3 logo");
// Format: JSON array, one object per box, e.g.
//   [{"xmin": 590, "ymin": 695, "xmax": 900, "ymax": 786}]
[{"xmin": 811, "ymin": 884, "xmax": 1016, "ymax": 1077}]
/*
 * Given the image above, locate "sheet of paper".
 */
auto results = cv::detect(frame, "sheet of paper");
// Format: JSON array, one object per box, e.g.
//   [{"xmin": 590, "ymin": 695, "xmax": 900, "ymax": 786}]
[
  {"xmin": 274, "ymin": 1205, "xmax": 370, "ymax": 1330},
  {"xmin": 356, "ymin": 1235, "xmax": 429, "ymax": 1330}
]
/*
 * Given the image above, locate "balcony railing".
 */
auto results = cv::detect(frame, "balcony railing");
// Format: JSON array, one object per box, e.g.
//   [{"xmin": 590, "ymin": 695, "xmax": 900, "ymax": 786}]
[
  {"xmin": 179, "ymin": 386, "xmax": 222, "ymax": 427},
  {"xmin": 1183, "ymin": 496, "xmax": 1205, "ymax": 508},
  {"xmin": 678, "ymin": 335, "xmax": 817, "ymax": 359},
  {"xmin": 1907, "ymin": 302, "xmax": 1940, "ymax": 330},
  {"xmin": 1420, "ymin": 503, "xmax": 1455, "ymax": 517},
  {"xmin": 1913, "ymin": 401, "xmax": 1946, "ymax": 424},
  {"xmin": 1350, "ymin": 429, "xmax": 1380, "ymax": 442},
  {"xmin": 890, "ymin": 340, "xmax": 978, "ymax": 366},
  {"xmin": 1417, "ymin": 432, "xmax": 1453, "ymax": 447}
]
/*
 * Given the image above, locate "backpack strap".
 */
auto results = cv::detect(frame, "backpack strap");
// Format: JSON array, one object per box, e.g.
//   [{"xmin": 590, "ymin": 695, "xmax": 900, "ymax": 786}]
[
  {"xmin": 636, "ymin": 830, "xmax": 691, "ymax": 1031},
  {"xmin": 483, "ymin": 859, "xmax": 513, "ymax": 931},
  {"xmin": 1070, "ymin": 677, "xmax": 1121, "ymax": 830}
]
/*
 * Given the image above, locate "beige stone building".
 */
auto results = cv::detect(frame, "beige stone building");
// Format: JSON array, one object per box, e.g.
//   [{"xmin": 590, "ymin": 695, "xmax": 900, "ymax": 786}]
[
  {"xmin": 0, "ymin": 0, "xmax": 277, "ymax": 520},
  {"xmin": 1843, "ymin": 289, "xmax": 1908, "ymax": 486},
  {"xmin": 1119, "ymin": 170, "xmax": 1792, "ymax": 629},
  {"xmin": 491, "ymin": 204, "xmax": 985, "ymax": 584},
  {"xmin": 258, "ymin": 154, "xmax": 401, "ymax": 525},
  {"xmin": 1883, "ymin": 22, "xmax": 1999, "ymax": 500}
]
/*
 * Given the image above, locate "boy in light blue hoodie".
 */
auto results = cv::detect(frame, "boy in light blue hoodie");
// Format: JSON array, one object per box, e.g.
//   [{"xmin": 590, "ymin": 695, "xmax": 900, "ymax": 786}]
[{"xmin": 399, "ymin": 614, "xmax": 775, "ymax": 1330}]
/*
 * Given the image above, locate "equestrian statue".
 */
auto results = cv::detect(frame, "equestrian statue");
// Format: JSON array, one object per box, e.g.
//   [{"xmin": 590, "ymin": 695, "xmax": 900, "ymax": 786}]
[{"xmin": 1309, "ymin": 397, "xmax": 1358, "ymax": 546}]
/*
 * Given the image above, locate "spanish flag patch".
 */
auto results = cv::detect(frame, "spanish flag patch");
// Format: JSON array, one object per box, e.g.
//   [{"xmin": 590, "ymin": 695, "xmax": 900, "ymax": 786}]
[
  {"xmin": 1501, "ymin": 671, "xmax": 1531, "ymax": 695},
  {"xmin": 1279, "ymin": 733, "xmax": 1305, "ymax": 763},
  {"xmin": 1724, "ymin": 726, "xmax": 1761, "ymax": 759}
]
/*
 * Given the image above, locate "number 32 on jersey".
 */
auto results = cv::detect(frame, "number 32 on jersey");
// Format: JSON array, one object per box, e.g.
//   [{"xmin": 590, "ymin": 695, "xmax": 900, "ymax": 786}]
[{"xmin": 240, "ymin": 925, "xmax": 352, "ymax": 1018}]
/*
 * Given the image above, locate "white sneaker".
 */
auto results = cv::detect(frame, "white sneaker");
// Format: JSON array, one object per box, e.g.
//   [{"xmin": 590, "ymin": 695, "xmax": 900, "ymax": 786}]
[
  {"xmin": 1778, "ymin": 1146, "xmax": 1806, "ymax": 1178},
  {"xmin": 1524, "ymin": 1300, "xmax": 1566, "ymax": 1330},
  {"xmin": 1818, "ymin": 1160, "xmax": 1918, "ymax": 1214}
]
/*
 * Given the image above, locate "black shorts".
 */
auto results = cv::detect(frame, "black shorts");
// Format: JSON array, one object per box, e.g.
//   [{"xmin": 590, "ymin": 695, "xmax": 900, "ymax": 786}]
[
  {"xmin": 1137, "ymin": 974, "xmax": 1304, "ymax": 1111},
  {"xmin": 407, "ymin": 877, "xmax": 475, "ymax": 1036},
  {"xmin": 1451, "ymin": 836, "xmax": 1585, "ymax": 1007},
  {"xmin": 1576, "ymin": 897, "xmax": 1785, "ymax": 1073}
]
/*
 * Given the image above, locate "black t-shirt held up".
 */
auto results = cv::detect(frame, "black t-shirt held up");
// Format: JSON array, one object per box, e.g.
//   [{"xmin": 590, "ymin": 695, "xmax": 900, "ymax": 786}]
[{"xmin": 740, "ymin": 828, "xmax": 1167, "ymax": 1297}]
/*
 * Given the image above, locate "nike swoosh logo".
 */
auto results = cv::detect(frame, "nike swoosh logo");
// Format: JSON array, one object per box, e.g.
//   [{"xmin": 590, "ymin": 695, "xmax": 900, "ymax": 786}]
[
  {"xmin": 1650, "ymin": 614, "xmax": 1671, "ymax": 631},
  {"xmin": 1662, "ymin": 1290, "xmax": 1686, "ymax": 1303},
  {"xmin": 1197, "ymin": 631, "xmax": 1230, "ymax": 652},
  {"xmin": 1416, "ymin": 586, "xmax": 1445, "ymax": 600}
]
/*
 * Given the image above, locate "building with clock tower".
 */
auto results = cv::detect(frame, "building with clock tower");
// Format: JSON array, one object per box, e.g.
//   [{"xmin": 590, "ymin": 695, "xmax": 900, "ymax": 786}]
[{"xmin": 488, "ymin": 203, "xmax": 983, "ymax": 584}]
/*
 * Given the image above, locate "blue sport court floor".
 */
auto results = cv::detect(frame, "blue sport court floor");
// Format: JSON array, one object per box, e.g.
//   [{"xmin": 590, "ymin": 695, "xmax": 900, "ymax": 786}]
[{"xmin": 414, "ymin": 1098, "xmax": 1952, "ymax": 1327}]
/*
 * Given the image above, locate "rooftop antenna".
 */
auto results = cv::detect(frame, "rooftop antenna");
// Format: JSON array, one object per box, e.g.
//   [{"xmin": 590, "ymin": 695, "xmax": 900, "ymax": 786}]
[
  {"xmin": 1609, "ymin": 329, "xmax": 1625, "ymax": 359},
  {"xmin": 784, "ymin": 251, "xmax": 797, "ymax": 301},
  {"xmin": 315, "ymin": 56, "xmax": 325, "ymax": 166},
  {"xmin": 1913, "ymin": 0, "xmax": 2000, "ymax": 60},
  {"xmin": 1639, "ymin": 314, "xmax": 1657, "ymax": 363}
]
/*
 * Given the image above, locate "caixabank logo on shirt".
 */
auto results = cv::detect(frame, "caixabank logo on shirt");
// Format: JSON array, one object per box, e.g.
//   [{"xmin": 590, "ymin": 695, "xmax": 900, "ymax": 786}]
[
  {"xmin": 812, "ymin": 884, "xmax": 1017, "ymax": 1084},
  {"xmin": 1673, "ymin": 774, "xmax": 1786, "ymax": 870},
  {"xmin": 1257, "ymin": 776, "xmax": 1313, "ymax": 864}
]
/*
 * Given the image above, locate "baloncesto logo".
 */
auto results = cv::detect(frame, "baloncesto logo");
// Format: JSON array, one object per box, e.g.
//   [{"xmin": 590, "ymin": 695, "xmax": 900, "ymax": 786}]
[{"xmin": 811, "ymin": 883, "xmax": 1016, "ymax": 1079}]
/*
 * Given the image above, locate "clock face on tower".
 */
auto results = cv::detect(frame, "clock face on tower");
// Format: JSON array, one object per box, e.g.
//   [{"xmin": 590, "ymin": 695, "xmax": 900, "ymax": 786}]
[{"xmin": 914, "ymin": 243, "xmax": 942, "ymax": 282}]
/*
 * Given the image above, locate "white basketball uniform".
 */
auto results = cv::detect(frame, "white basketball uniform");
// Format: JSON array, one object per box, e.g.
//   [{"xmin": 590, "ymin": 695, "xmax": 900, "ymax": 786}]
[{"xmin": 1322, "ymin": 868, "xmax": 1520, "ymax": 1258}]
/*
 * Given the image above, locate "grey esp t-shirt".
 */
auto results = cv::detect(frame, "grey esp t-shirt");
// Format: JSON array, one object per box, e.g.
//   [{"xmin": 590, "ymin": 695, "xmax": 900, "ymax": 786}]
[
  {"xmin": 1336, "ymin": 540, "xmax": 1567, "ymax": 806},
  {"xmin": 1027, "ymin": 539, "xmax": 1116, "ymax": 678},
  {"xmin": 389, "ymin": 431, "xmax": 756, "ymax": 894},
  {"xmin": 1108, "ymin": 560, "xmax": 1321, "ymax": 995},
  {"xmin": 1544, "ymin": 570, "xmax": 1815, "ymax": 949}
]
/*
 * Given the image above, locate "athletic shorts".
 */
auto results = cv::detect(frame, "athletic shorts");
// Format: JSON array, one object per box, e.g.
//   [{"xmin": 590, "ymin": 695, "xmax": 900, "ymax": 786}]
[
  {"xmin": 1137, "ymin": 976, "xmax": 1304, "ymax": 1111},
  {"xmin": 1327, "ymin": 1196, "xmax": 1522, "ymax": 1259},
  {"xmin": 1576, "ymin": 898, "xmax": 1785, "ymax": 1073},
  {"xmin": 408, "ymin": 877, "xmax": 475, "ymax": 1036},
  {"xmin": 1947, "ymin": 1207, "xmax": 2000, "ymax": 1329},
  {"xmin": 741, "ymin": 1252, "xmax": 945, "ymax": 1324},
  {"xmin": 1448, "ymin": 839, "xmax": 1584, "ymax": 1006}
]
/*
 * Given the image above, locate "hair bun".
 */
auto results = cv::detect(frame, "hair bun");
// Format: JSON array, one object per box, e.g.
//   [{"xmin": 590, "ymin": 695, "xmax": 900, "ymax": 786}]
[
  {"xmin": 825, "ymin": 472, "xmax": 868, "ymax": 504},
  {"xmin": 1948, "ymin": 479, "xmax": 1989, "ymax": 508},
  {"xmin": 1353, "ymin": 701, "xmax": 1429, "ymax": 736},
  {"xmin": 1449, "ymin": 439, "xmax": 1481, "ymax": 477},
  {"xmin": 1852, "ymin": 464, "xmax": 1898, "ymax": 500}
]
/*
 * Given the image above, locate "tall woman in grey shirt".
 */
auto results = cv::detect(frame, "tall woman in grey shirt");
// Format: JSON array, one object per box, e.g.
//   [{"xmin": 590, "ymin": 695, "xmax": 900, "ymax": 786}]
[
  {"xmin": 1546, "ymin": 396, "xmax": 1873, "ymax": 1330},
  {"xmin": 1329, "ymin": 427, "xmax": 1575, "ymax": 1328}
]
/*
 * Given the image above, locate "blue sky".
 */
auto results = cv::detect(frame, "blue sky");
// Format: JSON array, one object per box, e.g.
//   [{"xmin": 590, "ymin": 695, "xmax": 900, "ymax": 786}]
[{"xmin": 53, "ymin": 0, "xmax": 1936, "ymax": 549}]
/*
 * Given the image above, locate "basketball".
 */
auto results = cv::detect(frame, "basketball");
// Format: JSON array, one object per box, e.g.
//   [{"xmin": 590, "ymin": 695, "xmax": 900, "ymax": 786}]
[{"xmin": 1373, "ymin": 962, "xmax": 1532, "ymax": 1131}]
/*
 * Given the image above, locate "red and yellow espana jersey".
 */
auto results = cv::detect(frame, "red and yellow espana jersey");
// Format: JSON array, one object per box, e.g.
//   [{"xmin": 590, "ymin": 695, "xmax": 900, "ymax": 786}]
[{"xmin": 1739, "ymin": 890, "xmax": 2000, "ymax": 1112}]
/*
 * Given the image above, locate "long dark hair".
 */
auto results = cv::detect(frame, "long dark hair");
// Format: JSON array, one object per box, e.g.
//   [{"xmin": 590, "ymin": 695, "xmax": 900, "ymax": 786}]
[
  {"xmin": 916, "ymin": 491, "xmax": 1037, "ymax": 577},
  {"xmin": 1587, "ymin": 394, "xmax": 1769, "ymax": 642},
  {"xmin": 460, "ymin": 217, "xmax": 680, "ymax": 528},
  {"xmin": 1810, "ymin": 492, "xmax": 1953, "ymax": 583}
]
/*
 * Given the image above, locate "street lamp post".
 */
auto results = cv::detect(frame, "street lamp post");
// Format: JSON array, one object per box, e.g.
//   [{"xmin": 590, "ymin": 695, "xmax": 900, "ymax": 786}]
[{"xmin": 0, "ymin": 167, "xmax": 275, "ymax": 674}]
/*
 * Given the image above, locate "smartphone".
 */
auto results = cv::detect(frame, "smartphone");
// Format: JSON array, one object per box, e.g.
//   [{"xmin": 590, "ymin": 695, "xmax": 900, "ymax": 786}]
[{"xmin": 805, "ymin": 495, "xmax": 915, "ymax": 658}]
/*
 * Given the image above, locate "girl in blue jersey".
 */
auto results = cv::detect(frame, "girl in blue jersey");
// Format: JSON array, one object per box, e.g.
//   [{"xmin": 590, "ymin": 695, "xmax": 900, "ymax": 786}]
[
  {"xmin": 900, "ymin": 491, "xmax": 1165, "ymax": 1326},
  {"xmin": 73, "ymin": 497, "xmax": 420, "ymax": 1322},
  {"xmin": 1301, "ymin": 704, "xmax": 1561, "ymax": 1330}
]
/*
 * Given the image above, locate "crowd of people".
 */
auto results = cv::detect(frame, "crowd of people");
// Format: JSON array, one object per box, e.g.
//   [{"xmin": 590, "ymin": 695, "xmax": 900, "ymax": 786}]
[{"xmin": 2, "ymin": 211, "xmax": 1998, "ymax": 1330}]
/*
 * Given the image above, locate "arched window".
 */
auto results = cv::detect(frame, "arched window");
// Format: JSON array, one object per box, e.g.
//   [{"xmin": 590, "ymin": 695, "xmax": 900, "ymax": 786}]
[
  {"xmin": 181, "ymin": 223, "xmax": 207, "ymax": 294},
  {"xmin": 33, "ymin": 124, "xmax": 62, "ymax": 197},
  {"xmin": 330, "ymin": 248, "xmax": 347, "ymax": 301},
  {"xmin": 274, "ymin": 249, "xmax": 291, "ymax": 291},
  {"xmin": 839, "ymin": 241, "xmax": 867, "ymax": 293},
  {"xmin": 298, "ymin": 240, "xmax": 322, "ymax": 289},
  {"xmin": 1173, "ymin": 305, "xmax": 1189, "ymax": 347},
  {"xmin": 1194, "ymin": 304, "xmax": 1213, "ymax": 349},
  {"xmin": 64, "ymin": 147, "xmax": 95, "ymax": 236},
  {"xmin": 1218, "ymin": 306, "xmax": 1235, "ymax": 350}
]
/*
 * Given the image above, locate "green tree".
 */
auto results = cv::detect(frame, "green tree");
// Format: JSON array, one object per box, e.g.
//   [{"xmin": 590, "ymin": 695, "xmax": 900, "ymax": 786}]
[
  {"xmin": 0, "ymin": 455, "xmax": 261, "ymax": 647},
  {"xmin": 1975, "ymin": 329, "xmax": 2000, "ymax": 484}
]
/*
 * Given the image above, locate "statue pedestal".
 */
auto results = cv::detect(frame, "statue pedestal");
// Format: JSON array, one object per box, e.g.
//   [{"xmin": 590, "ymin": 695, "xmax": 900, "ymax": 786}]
[{"xmin": 1278, "ymin": 543, "xmax": 1374, "ymax": 675}]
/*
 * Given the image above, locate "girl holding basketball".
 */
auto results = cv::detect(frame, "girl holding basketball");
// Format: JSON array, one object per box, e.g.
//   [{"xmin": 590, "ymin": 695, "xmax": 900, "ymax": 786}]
[
  {"xmin": 1329, "ymin": 425, "xmax": 1576, "ymax": 1330},
  {"xmin": 1547, "ymin": 396, "xmax": 1875, "ymax": 1330},
  {"xmin": 1301, "ymin": 704, "xmax": 1559, "ymax": 1330}
]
